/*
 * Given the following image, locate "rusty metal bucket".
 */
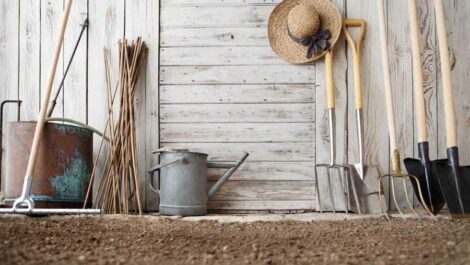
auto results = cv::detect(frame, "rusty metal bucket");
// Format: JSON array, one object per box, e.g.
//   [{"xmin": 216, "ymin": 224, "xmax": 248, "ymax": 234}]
[{"xmin": 3, "ymin": 121, "xmax": 93, "ymax": 208}]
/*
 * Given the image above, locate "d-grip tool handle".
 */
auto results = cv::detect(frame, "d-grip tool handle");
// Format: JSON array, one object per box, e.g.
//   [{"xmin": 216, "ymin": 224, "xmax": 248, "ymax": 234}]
[
  {"xmin": 343, "ymin": 19, "xmax": 366, "ymax": 110},
  {"xmin": 408, "ymin": 0, "xmax": 428, "ymax": 143},
  {"xmin": 326, "ymin": 52, "xmax": 335, "ymax": 109},
  {"xmin": 434, "ymin": 0, "xmax": 457, "ymax": 148}
]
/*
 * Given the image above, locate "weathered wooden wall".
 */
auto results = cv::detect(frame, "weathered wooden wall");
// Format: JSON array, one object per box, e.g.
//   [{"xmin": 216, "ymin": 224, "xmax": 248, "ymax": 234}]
[{"xmin": 1, "ymin": 0, "xmax": 469, "ymax": 212}]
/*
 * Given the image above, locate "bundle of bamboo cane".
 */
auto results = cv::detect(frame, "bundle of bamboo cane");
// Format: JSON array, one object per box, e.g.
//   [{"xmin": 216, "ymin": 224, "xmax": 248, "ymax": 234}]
[{"xmin": 84, "ymin": 37, "xmax": 146, "ymax": 214}]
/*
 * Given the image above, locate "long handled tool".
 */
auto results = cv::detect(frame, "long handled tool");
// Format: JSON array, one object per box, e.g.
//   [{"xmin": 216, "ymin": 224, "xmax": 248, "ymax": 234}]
[
  {"xmin": 376, "ymin": 0, "xmax": 432, "ymax": 219},
  {"xmin": 403, "ymin": 0, "xmax": 445, "ymax": 215},
  {"xmin": 343, "ymin": 19, "xmax": 383, "ymax": 214},
  {"xmin": 0, "ymin": 0, "xmax": 99, "ymax": 215},
  {"xmin": 315, "ymin": 51, "xmax": 361, "ymax": 214},
  {"xmin": 432, "ymin": 0, "xmax": 470, "ymax": 218}
]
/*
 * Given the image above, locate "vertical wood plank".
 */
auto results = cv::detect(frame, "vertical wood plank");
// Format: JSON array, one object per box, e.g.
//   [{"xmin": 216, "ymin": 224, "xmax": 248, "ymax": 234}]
[
  {"xmin": 315, "ymin": 0, "xmax": 347, "ymax": 211},
  {"xmin": 125, "ymin": 0, "xmax": 160, "ymax": 212},
  {"xmin": 386, "ymin": 0, "xmax": 415, "ymax": 210},
  {"xmin": 0, "ymin": 0, "xmax": 19, "ymax": 196},
  {"xmin": 41, "ymin": 0, "xmax": 64, "ymax": 118},
  {"xmin": 88, "ymin": 0, "xmax": 125, "ymax": 198},
  {"xmin": 63, "ymin": 0, "xmax": 88, "ymax": 122},
  {"xmin": 18, "ymin": 0, "xmax": 41, "ymax": 122},
  {"xmin": 439, "ymin": 0, "xmax": 470, "ymax": 164}
]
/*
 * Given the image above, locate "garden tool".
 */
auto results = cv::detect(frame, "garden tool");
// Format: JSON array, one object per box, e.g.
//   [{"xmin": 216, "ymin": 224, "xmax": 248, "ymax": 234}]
[
  {"xmin": 376, "ymin": 0, "xmax": 433, "ymax": 220},
  {"xmin": 315, "ymin": 51, "xmax": 362, "ymax": 214},
  {"xmin": 47, "ymin": 18, "xmax": 88, "ymax": 118},
  {"xmin": 343, "ymin": 19, "xmax": 383, "ymax": 214},
  {"xmin": 432, "ymin": 0, "xmax": 470, "ymax": 218},
  {"xmin": 403, "ymin": 0, "xmax": 445, "ymax": 215},
  {"xmin": 0, "ymin": 0, "xmax": 99, "ymax": 215}
]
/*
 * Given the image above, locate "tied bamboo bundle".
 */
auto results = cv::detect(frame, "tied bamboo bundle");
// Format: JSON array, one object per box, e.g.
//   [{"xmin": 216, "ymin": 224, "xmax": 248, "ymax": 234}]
[{"xmin": 84, "ymin": 37, "xmax": 146, "ymax": 214}]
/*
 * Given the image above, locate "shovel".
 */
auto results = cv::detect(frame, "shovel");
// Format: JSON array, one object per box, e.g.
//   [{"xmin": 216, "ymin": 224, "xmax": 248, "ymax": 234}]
[
  {"xmin": 342, "ymin": 19, "xmax": 383, "ymax": 214},
  {"xmin": 403, "ymin": 0, "xmax": 445, "ymax": 215},
  {"xmin": 431, "ymin": 0, "xmax": 470, "ymax": 218}
]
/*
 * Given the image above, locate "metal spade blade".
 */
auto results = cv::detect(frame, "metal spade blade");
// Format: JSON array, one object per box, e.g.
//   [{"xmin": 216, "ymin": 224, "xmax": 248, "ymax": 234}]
[
  {"xmin": 433, "ymin": 147, "xmax": 470, "ymax": 218},
  {"xmin": 404, "ymin": 142, "xmax": 445, "ymax": 214}
]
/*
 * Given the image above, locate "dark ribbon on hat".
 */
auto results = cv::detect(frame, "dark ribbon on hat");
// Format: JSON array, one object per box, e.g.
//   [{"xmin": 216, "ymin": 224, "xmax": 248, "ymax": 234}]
[{"xmin": 287, "ymin": 26, "xmax": 331, "ymax": 59}]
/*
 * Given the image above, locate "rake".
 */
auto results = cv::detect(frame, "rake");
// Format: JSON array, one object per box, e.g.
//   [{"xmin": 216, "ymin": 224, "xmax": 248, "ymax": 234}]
[
  {"xmin": 376, "ymin": 0, "xmax": 433, "ymax": 220},
  {"xmin": 0, "ymin": 0, "xmax": 99, "ymax": 215}
]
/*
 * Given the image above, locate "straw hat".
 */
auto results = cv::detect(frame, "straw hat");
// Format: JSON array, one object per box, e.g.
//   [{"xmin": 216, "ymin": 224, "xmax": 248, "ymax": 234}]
[{"xmin": 268, "ymin": 0, "xmax": 342, "ymax": 64}]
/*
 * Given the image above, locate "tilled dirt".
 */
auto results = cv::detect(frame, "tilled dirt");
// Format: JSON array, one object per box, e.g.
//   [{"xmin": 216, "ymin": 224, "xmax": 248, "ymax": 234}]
[{"xmin": 0, "ymin": 215, "xmax": 469, "ymax": 265}]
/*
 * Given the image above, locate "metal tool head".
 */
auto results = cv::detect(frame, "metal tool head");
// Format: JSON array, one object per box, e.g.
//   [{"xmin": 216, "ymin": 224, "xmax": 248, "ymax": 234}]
[
  {"xmin": 315, "ymin": 163, "xmax": 362, "ymax": 214},
  {"xmin": 404, "ymin": 143, "xmax": 446, "ymax": 215},
  {"xmin": 433, "ymin": 147, "xmax": 470, "ymax": 218},
  {"xmin": 378, "ymin": 150, "xmax": 435, "ymax": 220}
]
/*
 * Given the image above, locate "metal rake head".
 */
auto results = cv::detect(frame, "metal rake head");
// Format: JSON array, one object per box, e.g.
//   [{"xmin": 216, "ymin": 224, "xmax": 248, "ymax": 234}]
[
  {"xmin": 378, "ymin": 172, "xmax": 434, "ymax": 220},
  {"xmin": 315, "ymin": 164, "xmax": 362, "ymax": 214}
]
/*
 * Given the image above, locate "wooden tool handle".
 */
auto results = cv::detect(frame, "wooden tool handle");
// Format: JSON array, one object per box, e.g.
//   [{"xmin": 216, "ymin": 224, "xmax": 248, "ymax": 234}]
[
  {"xmin": 325, "ymin": 52, "xmax": 335, "ymax": 109},
  {"xmin": 434, "ymin": 0, "xmax": 457, "ymax": 148},
  {"xmin": 377, "ymin": 0, "xmax": 398, "ymax": 152},
  {"xmin": 25, "ymin": 0, "xmax": 74, "ymax": 177},
  {"xmin": 343, "ymin": 19, "xmax": 366, "ymax": 110},
  {"xmin": 408, "ymin": 0, "xmax": 428, "ymax": 143}
]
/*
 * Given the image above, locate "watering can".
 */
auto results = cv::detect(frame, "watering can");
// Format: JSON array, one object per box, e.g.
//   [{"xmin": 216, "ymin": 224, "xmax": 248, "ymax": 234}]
[{"xmin": 148, "ymin": 151, "xmax": 249, "ymax": 216}]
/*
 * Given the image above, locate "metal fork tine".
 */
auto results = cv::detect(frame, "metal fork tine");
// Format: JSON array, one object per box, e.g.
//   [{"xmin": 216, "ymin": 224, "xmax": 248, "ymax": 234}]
[
  {"xmin": 336, "ymin": 167, "xmax": 348, "ymax": 213},
  {"xmin": 326, "ymin": 168, "xmax": 336, "ymax": 213},
  {"xmin": 378, "ymin": 176, "xmax": 391, "ymax": 220},
  {"xmin": 402, "ymin": 176, "xmax": 419, "ymax": 218},
  {"xmin": 348, "ymin": 168, "xmax": 363, "ymax": 214},
  {"xmin": 314, "ymin": 166, "xmax": 323, "ymax": 213},
  {"xmin": 390, "ymin": 176, "xmax": 406, "ymax": 219}
]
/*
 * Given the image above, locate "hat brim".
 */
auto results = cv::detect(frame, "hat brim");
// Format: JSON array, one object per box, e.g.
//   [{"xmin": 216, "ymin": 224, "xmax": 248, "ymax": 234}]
[{"xmin": 268, "ymin": 0, "xmax": 342, "ymax": 64}]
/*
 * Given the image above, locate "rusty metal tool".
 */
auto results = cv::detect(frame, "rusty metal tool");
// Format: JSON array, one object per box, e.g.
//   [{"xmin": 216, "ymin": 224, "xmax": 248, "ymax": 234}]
[
  {"xmin": 403, "ymin": 0, "xmax": 445, "ymax": 215},
  {"xmin": 343, "ymin": 19, "xmax": 383, "ymax": 214},
  {"xmin": 315, "ymin": 51, "xmax": 361, "ymax": 214},
  {"xmin": 432, "ymin": 0, "xmax": 470, "ymax": 218},
  {"xmin": 0, "ymin": 0, "xmax": 99, "ymax": 215},
  {"xmin": 376, "ymin": 0, "xmax": 433, "ymax": 220}
]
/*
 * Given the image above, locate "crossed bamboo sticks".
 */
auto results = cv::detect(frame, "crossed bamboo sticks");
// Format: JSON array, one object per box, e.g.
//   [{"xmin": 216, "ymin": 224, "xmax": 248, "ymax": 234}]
[{"xmin": 83, "ymin": 37, "xmax": 146, "ymax": 214}]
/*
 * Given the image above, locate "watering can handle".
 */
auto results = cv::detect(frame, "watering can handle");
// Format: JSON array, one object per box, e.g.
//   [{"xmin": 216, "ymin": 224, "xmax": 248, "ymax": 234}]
[
  {"xmin": 147, "ymin": 158, "xmax": 184, "ymax": 194},
  {"xmin": 207, "ymin": 152, "xmax": 249, "ymax": 198}
]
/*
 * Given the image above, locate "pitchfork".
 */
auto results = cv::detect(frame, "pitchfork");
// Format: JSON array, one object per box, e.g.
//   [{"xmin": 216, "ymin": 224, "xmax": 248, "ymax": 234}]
[{"xmin": 376, "ymin": 0, "xmax": 433, "ymax": 220}]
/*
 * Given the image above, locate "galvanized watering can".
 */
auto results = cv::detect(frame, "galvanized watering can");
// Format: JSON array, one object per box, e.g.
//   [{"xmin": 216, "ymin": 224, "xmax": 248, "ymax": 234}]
[{"xmin": 148, "ymin": 151, "xmax": 249, "ymax": 216}]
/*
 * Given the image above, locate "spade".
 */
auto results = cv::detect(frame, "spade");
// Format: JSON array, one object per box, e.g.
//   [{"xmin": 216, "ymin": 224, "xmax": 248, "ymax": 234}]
[
  {"xmin": 431, "ymin": 0, "xmax": 470, "ymax": 218},
  {"xmin": 403, "ymin": 0, "xmax": 445, "ymax": 214}
]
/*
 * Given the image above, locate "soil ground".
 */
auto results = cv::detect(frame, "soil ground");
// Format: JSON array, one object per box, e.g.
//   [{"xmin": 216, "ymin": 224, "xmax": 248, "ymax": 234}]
[{"xmin": 0, "ymin": 215, "xmax": 469, "ymax": 265}]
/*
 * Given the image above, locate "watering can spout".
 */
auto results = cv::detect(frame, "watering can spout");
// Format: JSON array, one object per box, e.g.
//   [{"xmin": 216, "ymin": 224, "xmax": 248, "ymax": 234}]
[{"xmin": 207, "ymin": 152, "xmax": 249, "ymax": 198}]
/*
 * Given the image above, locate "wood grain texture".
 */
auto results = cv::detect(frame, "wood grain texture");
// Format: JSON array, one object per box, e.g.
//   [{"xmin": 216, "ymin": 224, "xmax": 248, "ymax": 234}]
[
  {"xmin": 159, "ymin": 142, "xmax": 315, "ymax": 162},
  {"xmin": 161, "ymin": 5, "xmax": 274, "ymax": 28},
  {"xmin": 88, "ymin": 0, "xmax": 125, "ymax": 198},
  {"xmin": 208, "ymin": 181, "xmax": 315, "ymax": 201},
  {"xmin": 208, "ymin": 200, "xmax": 315, "ymax": 211},
  {"xmin": 63, "ymin": 0, "xmax": 88, "ymax": 122},
  {"xmin": 161, "ymin": 46, "xmax": 283, "ymax": 65},
  {"xmin": 0, "ymin": 0, "xmax": 19, "ymax": 195},
  {"xmin": 160, "ymin": 65, "xmax": 315, "ymax": 85},
  {"xmin": 18, "ymin": 0, "xmax": 41, "ymax": 121},
  {"xmin": 160, "ymin": 123, "xmax": 314, "ymax": 142},
  {"xmin": 125, "ymin": 0, "xmax": 160, "ymax": 212},
  {"xmin": 160, "ymin": 84, "xmax": 315, "ymax": 104},
  {"xmin": 41, "ymin": 0, "xmax": 64, "ymax": 118},
  {"xmin": 161, "ymin": 28, "xmax": 269, "ymax": 47},
  {"xmin": 161, "ymin": 103, "xmax": 314, "ymax": 123},
  {"xmin": 207, "ymin": 162, "xmax": 315, "ymax": 181}
]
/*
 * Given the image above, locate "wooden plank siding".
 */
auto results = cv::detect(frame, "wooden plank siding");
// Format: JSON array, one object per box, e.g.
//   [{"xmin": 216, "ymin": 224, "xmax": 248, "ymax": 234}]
[
  {"xmin": 0, "ymin": 0, "xmax": 470, "ymax": 213},
  {"xmin": 159, "ymin": 0, "xmax": 317, "ymax": 211}
]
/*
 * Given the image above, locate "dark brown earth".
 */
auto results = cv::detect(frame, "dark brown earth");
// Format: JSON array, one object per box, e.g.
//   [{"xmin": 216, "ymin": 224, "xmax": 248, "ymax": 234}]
[{"xmin": 0, "ymin": 215, "xmax": 469, "ymax": 265}]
